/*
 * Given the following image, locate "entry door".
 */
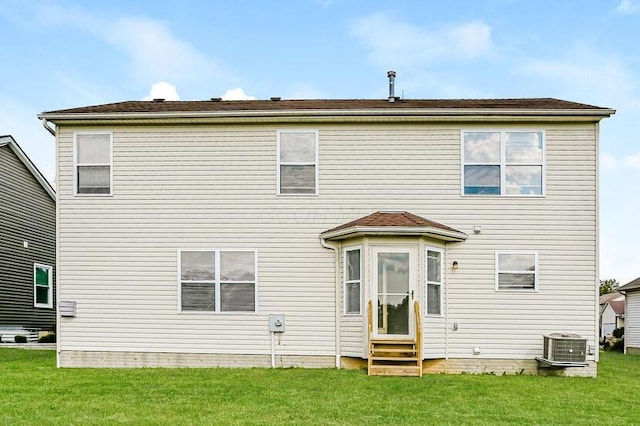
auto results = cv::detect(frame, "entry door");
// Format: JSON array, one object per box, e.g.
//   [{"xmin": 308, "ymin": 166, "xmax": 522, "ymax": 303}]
[{"xmin": 373, "ymin": 246, "xmax": 416, "ymax": 338}]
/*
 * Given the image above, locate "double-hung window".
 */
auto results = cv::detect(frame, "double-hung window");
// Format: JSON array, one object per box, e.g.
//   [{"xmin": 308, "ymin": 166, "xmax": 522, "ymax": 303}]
[
  {"xmin": 462, "ymin": 131, "xmax": 544, "ymax": 196},
  {"xmin": 344, "ymin": 247, "xmax": 362, "ymax": 315},
  {"xmin": 277, "ymin": 130, "xmax": 318, "ymax": 195},
  {"xmin": 74, "ymin": 132, "xmax": 112, "ymax": 195},
  {"xmin": 426, "ymin": 249, "xmax": 443, "ymax": 315},
  {"xmin": 495, "ymin": 252, "xmax": 538, "ymax": 291},
  {"xmin": 34, "ymin": 263, "xmax": 53, "ymax": 308},
  {"xmin": 179, "ymin": 250, "xmax": 257, "ymax": 312}
]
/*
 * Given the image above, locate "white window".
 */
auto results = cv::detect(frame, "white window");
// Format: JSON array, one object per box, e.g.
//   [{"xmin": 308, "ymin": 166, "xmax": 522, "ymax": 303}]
[
  {"xmin": 343, "ymin": 247, "xmax": 362, "ymax": 315},
  {"xmin": 74, "ymin": 132, "xmax": 113, "ymax": 195},
  {"xmin": 277, "ymin": 130, "xmax": 318, "ymax": 195},
  {"xmin": 426, "ymin": 249, "xmax": 443, "ymax": 315},
  {"xmin": 495, "ymin": 252, "xmax": 538, "ymax": 291},
  {"xmin": 179, "ymin": 250, "xmax": 257, "ymax": 312},
  {"xmin": 462, "ymin": 131, "xmax": 544, "ymax": 196},
  {"xmin": 34, "ymin": 263, "xmax": 53, "ymax": 308}
]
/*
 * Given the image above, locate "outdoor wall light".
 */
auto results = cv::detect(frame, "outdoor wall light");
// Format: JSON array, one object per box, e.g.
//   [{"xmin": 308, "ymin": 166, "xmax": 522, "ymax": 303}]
[{"xmin": 452, "ymin": 260, "xmax": 459, "ymax": 269}]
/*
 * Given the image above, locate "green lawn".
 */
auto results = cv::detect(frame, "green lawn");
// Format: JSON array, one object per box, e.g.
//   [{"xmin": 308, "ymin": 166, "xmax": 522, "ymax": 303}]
[{"xmin": 1, "ymin": 349, "xmax": 639, "ymax": 425}]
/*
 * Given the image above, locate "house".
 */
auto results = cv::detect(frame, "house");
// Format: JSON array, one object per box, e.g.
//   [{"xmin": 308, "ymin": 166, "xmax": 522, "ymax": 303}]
[
  {"xmin": 600, "ymin": 292, "xmax": 625, "ymax": 341},
  {"xmin": 38, "ymin": 79, "xmax": 614, "ymax": 376},
  {"xmin": 618, "ymin": 278, "xmax": 640, "ymax": 354},
  {"xmin": 0, "ymin": 135, "xmax": 56, "ymax": 342}
]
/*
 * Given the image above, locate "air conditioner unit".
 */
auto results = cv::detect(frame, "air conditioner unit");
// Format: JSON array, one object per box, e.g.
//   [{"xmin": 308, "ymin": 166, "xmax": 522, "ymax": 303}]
[{"xmin": 543, "ymin": 333, "xmax": 587, "ymax": 363}]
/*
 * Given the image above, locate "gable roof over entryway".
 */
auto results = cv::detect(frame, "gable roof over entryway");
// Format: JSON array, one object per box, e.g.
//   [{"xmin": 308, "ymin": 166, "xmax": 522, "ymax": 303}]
[{"xmin": 320, "ymin": 211, "xmax": 467, "ymax": 242}]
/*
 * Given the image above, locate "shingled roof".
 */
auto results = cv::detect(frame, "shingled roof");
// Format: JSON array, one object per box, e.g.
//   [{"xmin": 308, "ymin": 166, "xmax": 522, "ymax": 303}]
[
  {"xmin": 320, "ymin": 211, "xmax": 467, "ymax": 242},
  {"xmin": 39, "ymin": 98, "xmax": 613, "ymax": 116},
  {"xmin": 619, "ymin": 277, "xmax": 640, "ymax": 293}
]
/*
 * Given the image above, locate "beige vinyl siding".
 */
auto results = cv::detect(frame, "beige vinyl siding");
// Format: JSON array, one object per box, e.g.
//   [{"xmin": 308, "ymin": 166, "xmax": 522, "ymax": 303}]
[
  {"xmin": 626, "ymin": 292, "xmax": 640, "ymax": 351},
  {"xmin": 57, "ymin": 122, "xmax": 597, "ymax": 362}
]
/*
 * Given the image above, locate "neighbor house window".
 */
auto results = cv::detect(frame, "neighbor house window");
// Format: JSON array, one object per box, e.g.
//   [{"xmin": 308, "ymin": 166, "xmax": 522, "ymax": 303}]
[
  {"xmin": 344, "ymin": 247, "xmax": 362, "ymax": 315},
  {"xmin": 74, "ymin": 132, "xmax": 113, "ymax": 195},
  {"xmin": 34, "ymin": 263, "xmax": 53, "ymax": 308},
  {"xmin": 426, "ymin": 249, "xmax": 443, "ymax": 315},
  {"xmin": 277, "ymin": 130, "xmax": 318, "ymax": 194},
  {"xmin": 179, "ymin": 250, "xmax": 257, "ymax": 312},
  {"xmin": 495, "ymin": 252, "xmax": 538, "ymax": 291},
  {"xmin": 462, "ymin": 131, "xmax": 544, "ymax": 196}
]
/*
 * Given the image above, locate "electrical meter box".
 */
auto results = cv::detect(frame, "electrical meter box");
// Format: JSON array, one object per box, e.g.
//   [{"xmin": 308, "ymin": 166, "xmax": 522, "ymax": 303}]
[{"xmin": 269, "ymin": 314, "xmax": 285, "ymax": 333}]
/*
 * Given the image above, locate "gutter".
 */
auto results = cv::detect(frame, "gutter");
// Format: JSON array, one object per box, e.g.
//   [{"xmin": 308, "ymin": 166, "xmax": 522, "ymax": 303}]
[
  {"xmin": 320, "ymin": 236, "xmax": 341, "ymax": 369},
  {"xmin": 320, "ymin": 226, "xmax": 468, "ymax": 242}
]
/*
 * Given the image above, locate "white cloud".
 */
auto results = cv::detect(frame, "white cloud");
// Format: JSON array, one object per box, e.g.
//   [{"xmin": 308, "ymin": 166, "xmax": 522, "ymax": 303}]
[
  {"xmin": 614, "ymin": 0, "xmax": 640, "ymax": 14},
  {"xmin": 623, "ymin": 152, "xmax": 640, "ymax": 168},
  {"xmin": 513, "ymin": 45, "xmax": 635, "ymax": 106},
  {"xmin": 221, "ymin": 88, "xmax": 256, "ymax": 100},
  {"xmin": 351, "ymin": 13, "xmax": 492, "ymax": 69},
  {"xmin": 601, "ymin": 152, "xmax": 617, "ymax": 173},
  {"xmin": 143, "ymin": 82, "xmax": 180, "ymax": 101}
]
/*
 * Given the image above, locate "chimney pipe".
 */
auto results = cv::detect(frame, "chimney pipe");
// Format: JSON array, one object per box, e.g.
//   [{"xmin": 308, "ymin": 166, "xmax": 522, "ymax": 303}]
[{"xmin": 387, "ymin": 70, "xmax": 396, "ymax": 102}]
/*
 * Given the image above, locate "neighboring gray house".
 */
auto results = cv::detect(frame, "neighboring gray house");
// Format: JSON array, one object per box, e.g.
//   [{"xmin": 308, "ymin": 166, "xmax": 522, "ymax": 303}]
[
  {"xmin": 39, "ymin": 82, "xmax": 613, "ymax": 376},
  {"xmin": 0, "ymin": 135, "xmax": 56, "ymax": 339},
  {"xmin": 619, "ymin": 277, "xmax": 640, "ymax": 354}
]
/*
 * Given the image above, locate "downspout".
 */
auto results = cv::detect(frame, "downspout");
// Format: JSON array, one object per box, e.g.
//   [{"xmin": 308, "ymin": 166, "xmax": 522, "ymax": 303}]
[
  {"xmin": 320, "ymin": 236, "xmax": 341, "ymax": 368},
  {"xmin": 40, "ymin": 118, "xmax": 56, "ymax": 137}
]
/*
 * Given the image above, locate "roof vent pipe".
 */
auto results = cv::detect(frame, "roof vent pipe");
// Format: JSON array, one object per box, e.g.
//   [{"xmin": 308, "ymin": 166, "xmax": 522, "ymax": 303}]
[{"xmin": 387, "ymin": 70, "xmax": 396, "ymax": 102}]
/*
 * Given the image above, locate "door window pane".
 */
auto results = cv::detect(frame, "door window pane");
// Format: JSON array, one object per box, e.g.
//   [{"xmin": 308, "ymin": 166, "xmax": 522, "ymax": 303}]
[{"xmin": 378, "ymin": 253, "xmax": 409, "ymax": 293}]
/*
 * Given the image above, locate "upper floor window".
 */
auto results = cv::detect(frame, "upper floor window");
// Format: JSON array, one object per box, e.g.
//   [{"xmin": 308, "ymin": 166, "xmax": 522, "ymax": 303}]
[
  {"xmin": 34, "ymin": 263, "xmax": 53, "ymax": 308},
  {"xmin": 426, "ymin": 249, "xmax": 443, "ymax": 315},
  {"xmin": 495, "ymin": 252, "xmax": 538, "ymax": 291},
  {"xmin": 179, "ymin": 250, "xmax": 257, "ymax": 313},
  {"xmin": 74, "ymin": 132, "xmax": 112, "ymax": 195},
  {"xmin": 462, "ymin": 131, "xmax": 544, "ymax": 196},
  {"xmin": 343, "ymin": 247, "xmax": 362, "ymax": 315},
  {"xmin": 277, "ymin": 130, "xmax": 318, "ymax": 195}
]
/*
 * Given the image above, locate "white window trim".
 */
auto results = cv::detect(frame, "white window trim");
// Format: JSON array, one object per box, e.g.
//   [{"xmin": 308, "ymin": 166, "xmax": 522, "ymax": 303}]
[
  {"xmin": 495, "ymin": 251, "xmax": 539, "ymax": 292},
  {"xmin": 276, "ymin": 129, "xmax": 319, "ymax": 196},
  {"xmin": 343, "ymin": 245, "xmax": 363, "ymax": 316},
  {"xmin": 177, "ymin": 249, "xmax": 258, "ymax": 314},
  {"xmin": 425, "ymin": 247, "xmax": 444, "ymax": 317},
  {"xmin": 460, "ymin": 129, "xmax": 546, "ymax": 197},
  {"xmin": 73, "ymin": 131, "xmax": 114, "ymax": 197},
  {"xmin": 34, "ymin": 263, "xmax": 53, "ymax": 308}
]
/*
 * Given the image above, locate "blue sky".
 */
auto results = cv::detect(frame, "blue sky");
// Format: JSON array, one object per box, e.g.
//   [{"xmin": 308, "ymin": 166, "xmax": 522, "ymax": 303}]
[{"xmin": 1, "ymin": 0, "xmax": 639, "ymax": 283}]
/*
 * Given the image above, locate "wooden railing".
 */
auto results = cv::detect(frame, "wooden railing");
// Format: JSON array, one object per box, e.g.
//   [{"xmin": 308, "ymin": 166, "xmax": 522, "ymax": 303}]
[
  {"xmin": 367, "ymin": 300, "xmax": 374, "ymax": 373},
  {"xmin": 414, "ymin": 300, "xmax": 422, "ymax": 372}
]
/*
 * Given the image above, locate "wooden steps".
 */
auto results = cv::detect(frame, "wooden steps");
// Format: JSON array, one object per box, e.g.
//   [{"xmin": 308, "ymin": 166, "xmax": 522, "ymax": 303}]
[{"xmin": 367, "ymin": 301, "xmax": 423, "ymax": 377}]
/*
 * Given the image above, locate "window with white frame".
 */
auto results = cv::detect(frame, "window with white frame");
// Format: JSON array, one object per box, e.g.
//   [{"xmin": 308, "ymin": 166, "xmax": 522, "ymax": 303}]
[
  {"xmin": 179, "ymin": 250, "xmax": 256, "ymax": 312},
  {"xmin": 34, "ymin": 263, "xmax": 53, "ymax": 308},
  {"xmin": 344, "ymin": 247, "xmax": 361, "ymax": 315},
  {"xmin": 462, "ymin": 131, "xmax": 544, "ymax": 196},
  {"xmin": 426, "ymin": 249, "xmax": 443, "ymax": 315},
  {"xmin": 496, "ymin": 252, "xmax": 538, "ymax": 291},
  {"xmin": 74, "ymin": 132, "xmax": 112, "ymax": 195},
  {"xmin": 277, "ymin": 130, "xmax": 318, "ymax": 194}
]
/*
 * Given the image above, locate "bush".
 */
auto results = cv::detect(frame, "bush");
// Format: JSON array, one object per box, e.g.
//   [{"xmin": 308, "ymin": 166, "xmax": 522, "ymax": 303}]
[
  {"xmin": 38, "ymin": 333, "xmax": 56, "ymax": 343},
  {"xmin": 613, "ymin": 327, "xmax": 625, "ymax": 338},
  {"xmin": 14, "ymin": 335, "xmax": 27, "ymax": 343},
  {"xmin": 611, "ymin": 339, "xmax": 625, "ymax": 352}
]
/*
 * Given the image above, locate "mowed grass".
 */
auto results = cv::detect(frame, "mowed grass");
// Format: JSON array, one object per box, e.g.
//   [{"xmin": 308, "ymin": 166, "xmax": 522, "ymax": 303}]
[{"xmin": 1, "ymin": 349, "xmax": 639, "ymax": 425}]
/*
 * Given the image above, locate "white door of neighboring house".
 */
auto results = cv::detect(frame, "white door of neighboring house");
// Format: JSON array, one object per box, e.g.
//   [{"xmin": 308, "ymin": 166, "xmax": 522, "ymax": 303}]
[{"xmin": 372, "ymin": 246, "xmax": 417, "ymax": 338}]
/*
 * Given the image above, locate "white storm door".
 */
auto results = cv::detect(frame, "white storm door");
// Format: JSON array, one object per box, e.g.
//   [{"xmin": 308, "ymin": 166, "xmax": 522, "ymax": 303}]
[{"xmin": 372, "ymin": 246, "xmax": 416, "ymax": 338}]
